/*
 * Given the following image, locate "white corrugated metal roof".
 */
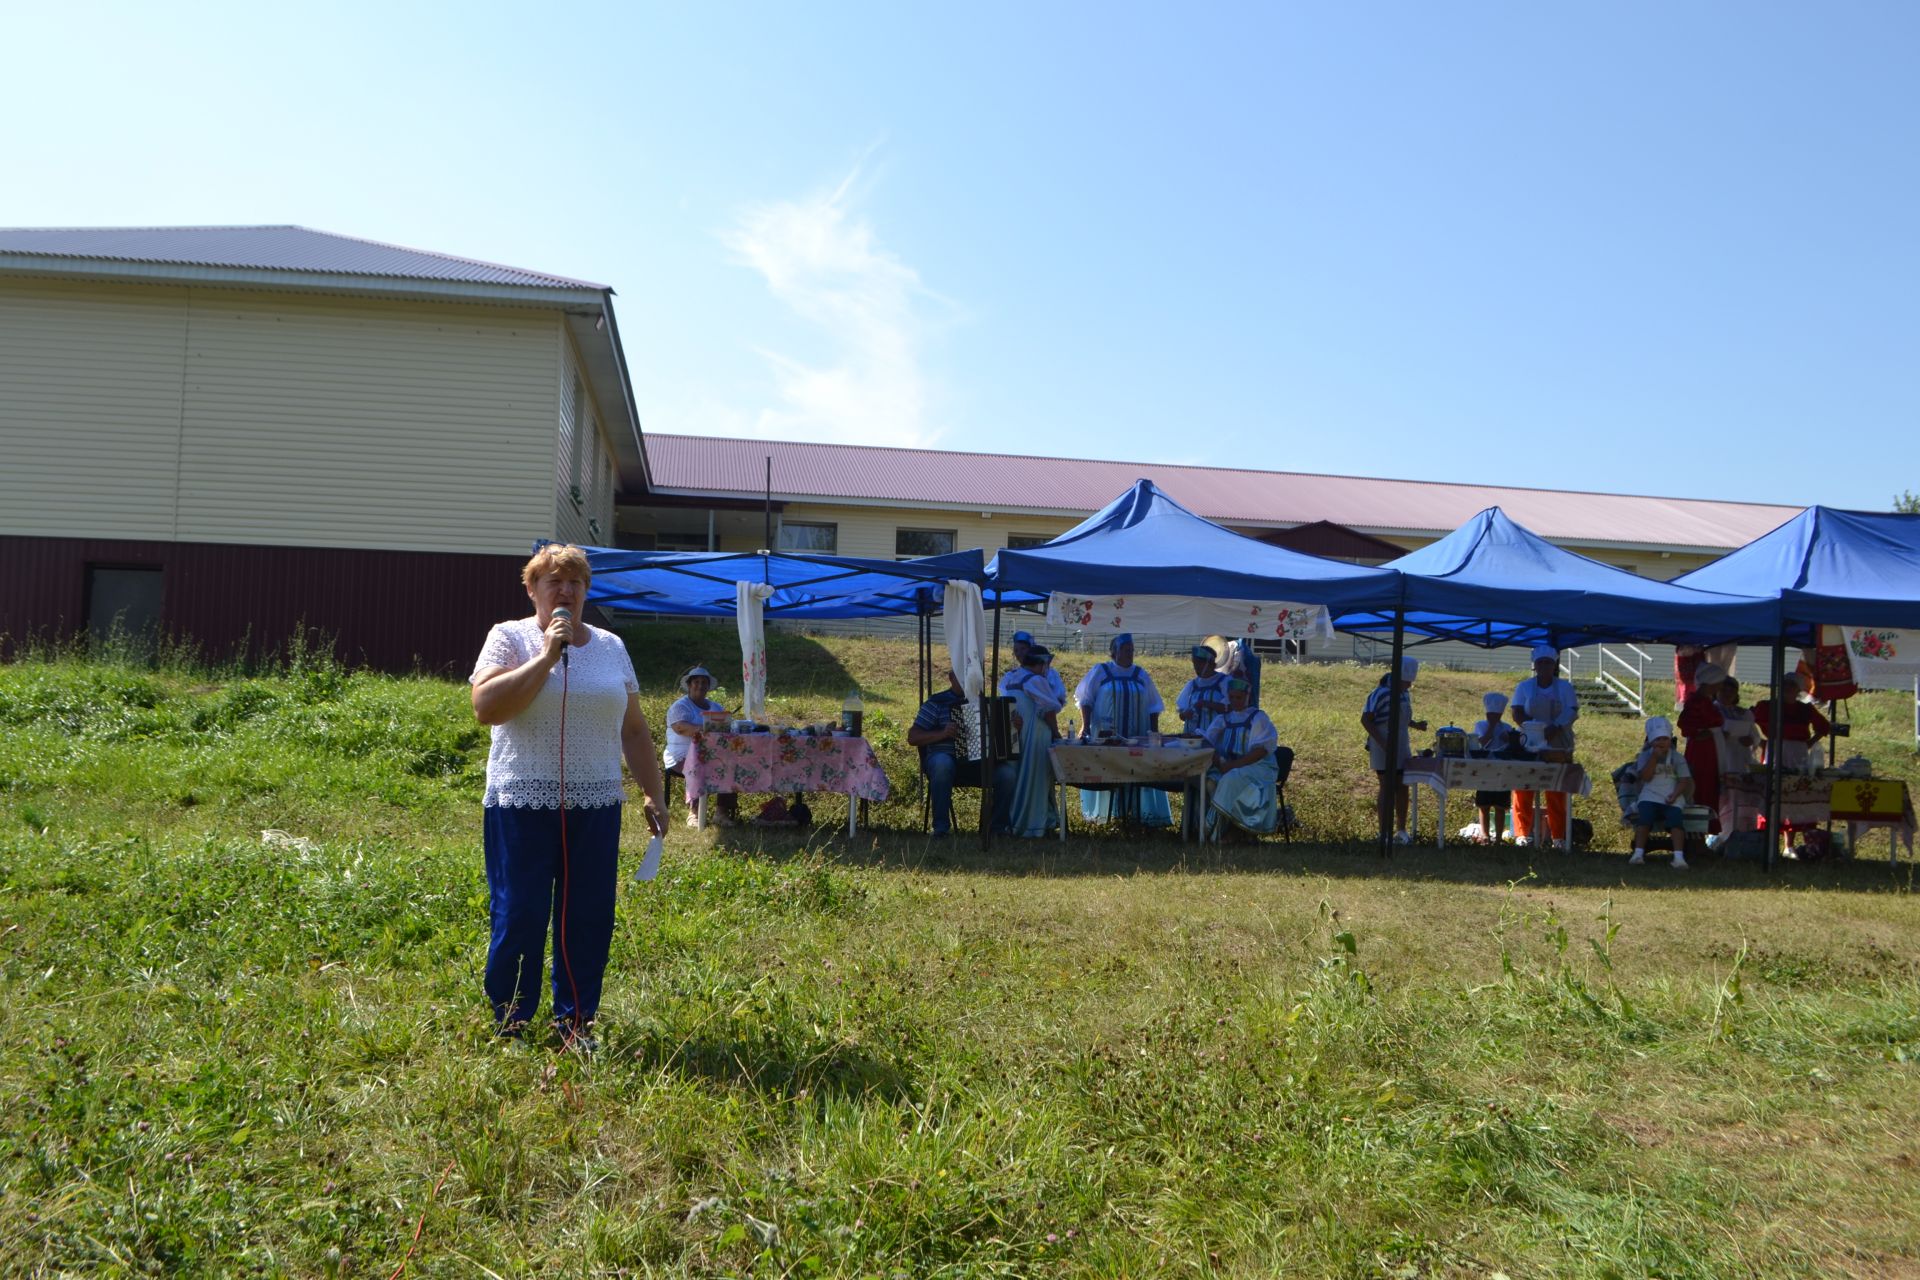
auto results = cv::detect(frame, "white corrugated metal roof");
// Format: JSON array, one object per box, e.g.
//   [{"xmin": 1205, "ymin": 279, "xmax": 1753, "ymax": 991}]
[
  {"xmin": 644, "ymin": 434, "xmax": 1804, "ymax": 553},
  {"xmin": 0, "ymin": 225, "xmax": 605, "ymax": 290}
]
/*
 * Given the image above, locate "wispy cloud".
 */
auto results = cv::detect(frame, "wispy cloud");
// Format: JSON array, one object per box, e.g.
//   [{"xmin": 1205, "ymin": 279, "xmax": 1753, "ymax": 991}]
[{"xmin": 720, "ymin": 164, "xmax": 948, "ymax": 447}]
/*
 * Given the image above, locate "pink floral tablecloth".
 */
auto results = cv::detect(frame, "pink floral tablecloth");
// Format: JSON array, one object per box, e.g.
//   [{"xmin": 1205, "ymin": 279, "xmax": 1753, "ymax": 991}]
[{"xmin": 685, "ymin": 732, "xmax": 890, "ymax": 804}]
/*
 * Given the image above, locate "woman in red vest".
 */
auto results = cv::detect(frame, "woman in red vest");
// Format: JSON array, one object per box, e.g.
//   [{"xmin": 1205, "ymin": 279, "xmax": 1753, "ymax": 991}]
[{"xmin": 1677, "ymin": 662, "xmax": 1727, "ymax": 833}]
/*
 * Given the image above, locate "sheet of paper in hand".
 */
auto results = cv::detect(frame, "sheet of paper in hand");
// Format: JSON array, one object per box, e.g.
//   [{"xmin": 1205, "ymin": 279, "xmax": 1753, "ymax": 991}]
[{"xmin": 633, "ymin": 834, "xmax": 665, "ymax": 882}]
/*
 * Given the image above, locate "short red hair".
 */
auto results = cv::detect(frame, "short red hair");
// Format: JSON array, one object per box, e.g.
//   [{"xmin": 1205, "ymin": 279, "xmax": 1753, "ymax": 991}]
[{"xmin": 521, "ymin": 543, "xmax": 591, "ymax": 589}]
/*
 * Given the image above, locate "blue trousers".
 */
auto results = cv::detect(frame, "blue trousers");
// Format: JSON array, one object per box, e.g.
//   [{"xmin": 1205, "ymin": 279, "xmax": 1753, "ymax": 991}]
[
  {"xmin": 923, "ymin": 751, "xmax": 985, "ymax": 835},
  {"xmin": 483, "ymin": 803, "xmax": 621, "ymax": 1030},
  {"xmin": 1635, "ymin": 800, "xmax": 1685, "ymax": 830}
]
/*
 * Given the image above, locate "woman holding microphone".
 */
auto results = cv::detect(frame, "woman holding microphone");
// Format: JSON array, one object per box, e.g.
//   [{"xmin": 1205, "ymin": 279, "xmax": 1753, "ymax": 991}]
[{"xmin": 470, "ymin": 544, "xmax": 667, "ymax": 1049}]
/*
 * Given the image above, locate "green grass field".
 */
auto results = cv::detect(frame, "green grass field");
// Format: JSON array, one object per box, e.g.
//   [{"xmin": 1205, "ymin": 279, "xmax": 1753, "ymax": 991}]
[{"xmin": 2, "ymin": 625, "xmax": 1916, "ymax": 1277}]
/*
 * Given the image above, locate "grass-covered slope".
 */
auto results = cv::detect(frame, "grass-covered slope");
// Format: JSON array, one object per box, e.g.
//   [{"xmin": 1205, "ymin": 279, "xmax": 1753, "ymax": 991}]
[{"xmin": 1, "ymin": 631, "xmax": 1915, "ymax": 1276}]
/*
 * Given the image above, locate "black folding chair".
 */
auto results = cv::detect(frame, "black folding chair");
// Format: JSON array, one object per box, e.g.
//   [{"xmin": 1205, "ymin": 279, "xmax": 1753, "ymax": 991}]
[{"xmin": 1272, "ymin": 746, "xmax": 1296, "ymax": 841}]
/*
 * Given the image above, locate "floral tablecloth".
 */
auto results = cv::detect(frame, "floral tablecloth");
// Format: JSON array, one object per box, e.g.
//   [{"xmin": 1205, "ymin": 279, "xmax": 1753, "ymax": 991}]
[
  {"xmin": 1721, "ymin": 773, "xmax": 1831, "ymax": 830},
  {"xmin": 1403, "ymin": 758, "xmax": 1590, "ymax": 849},
  {"xmin": 1723, "ymin": 774, "xmax": 1915, "ymax": 855},
  {"xmin": 1402, "ymin": 757, "xmax": 1591, "ymax": 797},
  {"xmin": 1049, "ymin": 742, "xmax": 1215, "ymax": 788},
  {"xmin": 1047, "ymin": 741, "xmax": 1216, "ymax": 845},
  {"xmin": 685, "ymin": 732, "xmax": 890, "ymax": 803}
]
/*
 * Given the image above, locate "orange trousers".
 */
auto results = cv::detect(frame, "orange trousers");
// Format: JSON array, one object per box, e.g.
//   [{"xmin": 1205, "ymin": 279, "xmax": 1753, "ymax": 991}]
[{"xmin": 1511, "ymin": 790, "xmax": 1567, "ymax": 843}]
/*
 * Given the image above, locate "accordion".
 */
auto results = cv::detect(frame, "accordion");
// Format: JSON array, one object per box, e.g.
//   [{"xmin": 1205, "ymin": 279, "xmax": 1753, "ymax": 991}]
[
  {"xmin": 952, "ymin": 699, "xmax": 985, "ymax": 762},
  {"xmin": 952, "ymin": 696, "xmax": 1018, "ymax": 762}
]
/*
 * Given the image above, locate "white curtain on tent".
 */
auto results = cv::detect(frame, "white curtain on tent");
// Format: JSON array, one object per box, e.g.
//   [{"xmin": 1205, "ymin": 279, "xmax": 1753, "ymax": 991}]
[
  {"xmin": 735, "ymin": 581, "xmax": 775, "ymax": 722},
  {"xmin": 943, "ymin": 580, "xmax": 987, "ymax": 699},
  {"xmin": 1045, "ymin": 592, "xmax": 1334, "ymax": 641}
]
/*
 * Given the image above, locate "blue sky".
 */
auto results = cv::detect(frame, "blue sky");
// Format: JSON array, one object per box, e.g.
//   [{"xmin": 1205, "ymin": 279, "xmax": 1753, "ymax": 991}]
[{"xmin": 7, "ymin": 1, "xmax": 1916, "ymax": 511}]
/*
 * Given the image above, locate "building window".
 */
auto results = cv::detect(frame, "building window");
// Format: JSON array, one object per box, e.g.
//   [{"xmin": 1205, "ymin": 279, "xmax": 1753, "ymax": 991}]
[
  {"xmin": 85, "ymin": 565, "xmax": 164, "ymax": 651},
  {"xmin": 778, "ymin": 522, "xmax": 838, "ymax": 553},
  {"xmin": 896, "ymin": 528, "xmax": 956, "ymax": 558},
  {"xmin": 1006, "ymin": 534, "xmax": 1052, "ymax": 549},
  {"xmin": 656, "ymin": 531, "xmax": 711, "ymax": 552}
]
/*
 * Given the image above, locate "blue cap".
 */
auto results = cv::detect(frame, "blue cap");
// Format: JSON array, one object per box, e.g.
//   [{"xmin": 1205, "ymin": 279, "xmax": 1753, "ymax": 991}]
[{"xmin": 1012, "ymin": 630, "xmax": 1034, "ymax": 644}]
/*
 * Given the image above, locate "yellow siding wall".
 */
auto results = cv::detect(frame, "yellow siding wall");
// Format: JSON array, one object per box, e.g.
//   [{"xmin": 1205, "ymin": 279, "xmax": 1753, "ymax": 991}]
[
  {"xmin": 0, "ymin": 277, "xmax": 566, "ymax": 555},
  {"xmin": 0, "ymin": 278, "xmax": 191, "ymax": 540},
  {"xmin": 554, "ymin": 342, "xmax": 618, "ymax": 548}
]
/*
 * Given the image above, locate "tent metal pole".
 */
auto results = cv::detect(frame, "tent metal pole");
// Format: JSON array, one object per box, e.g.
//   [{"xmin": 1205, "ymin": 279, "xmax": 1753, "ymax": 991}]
[
  {"xmin": 982, "ymin": 594, "xmax": 1002, "ymax": 850},
  {"xmin": 919, "ymin": 605, "xmax": 931, "ymax": 834},
  {"xmin": 1383, "ymin": 610, "xmax": 1406, "ymax": 857},
  {"xmin": 1766, "ymin": 640, "xmax": 1785, "ymax": 872}
]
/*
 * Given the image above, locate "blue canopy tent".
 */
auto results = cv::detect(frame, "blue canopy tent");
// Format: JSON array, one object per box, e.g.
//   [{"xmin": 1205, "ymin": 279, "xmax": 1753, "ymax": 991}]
[
  {"xmin": 1672, "ymin": 507, "xmax": 1920, "ymax": 867},
  {"xmin": 580, "ymin": 547, "xmax": 995, "ymax": 618},
  {"xmin": 987, "ymin": 480, "xmax": 1404, "ymax": 612},
  {"xmin": 1335, "ymin": 507, "xmax": 1787, "ymax": 648},
  {"xmin": 1671, "ymin": 506, "xmax": 1920, "ymax": 630},
  {"xmin": 989, "ymin": 480, "xmax": 1412, "ymax": 849},
  {"xmin": 1330, "ymin": 508, "xmax": 1797, "ymax": 861}
]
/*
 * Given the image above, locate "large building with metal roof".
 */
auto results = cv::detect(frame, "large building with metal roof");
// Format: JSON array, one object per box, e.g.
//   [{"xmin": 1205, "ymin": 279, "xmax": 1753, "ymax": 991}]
[
  {"xmin": 1, "ymin": 224, "xmax": 1809, "ymax": 673},
  {"xmin": 0, "ymin": 226, "xmax": 643, "ymax": 670},
  {"xmin": 628, "ymin": 433, "xmax": 1800, "ymax": 570}
]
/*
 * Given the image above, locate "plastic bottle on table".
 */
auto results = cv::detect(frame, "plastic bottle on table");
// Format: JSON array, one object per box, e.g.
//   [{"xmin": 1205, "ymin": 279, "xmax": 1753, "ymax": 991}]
[{"xmin": 842, "ymin": 689, "xmax": 864, "ymax": 738}]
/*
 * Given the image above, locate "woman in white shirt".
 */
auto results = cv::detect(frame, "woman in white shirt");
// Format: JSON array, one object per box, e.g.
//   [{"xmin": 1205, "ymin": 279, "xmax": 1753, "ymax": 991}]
[
  {"xmin": 470, "ymin": 544, "xmax": 667, "ymax": 1046},
  {"xmin": 1509, "ymin": 644, "xmax": 1579, "ymax": 846}
]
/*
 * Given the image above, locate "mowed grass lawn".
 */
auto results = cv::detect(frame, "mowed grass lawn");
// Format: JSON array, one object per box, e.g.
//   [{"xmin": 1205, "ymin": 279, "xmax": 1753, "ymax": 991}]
[{"xmin": 2, "ymin": 624, "xmax": 1917, "ymax": 1278}]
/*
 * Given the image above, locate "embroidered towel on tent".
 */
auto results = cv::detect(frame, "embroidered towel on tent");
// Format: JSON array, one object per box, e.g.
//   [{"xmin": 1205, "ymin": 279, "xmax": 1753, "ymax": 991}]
[{"xmin": 736, "ymin": 581, "xmax": 774, "ymax": 722}]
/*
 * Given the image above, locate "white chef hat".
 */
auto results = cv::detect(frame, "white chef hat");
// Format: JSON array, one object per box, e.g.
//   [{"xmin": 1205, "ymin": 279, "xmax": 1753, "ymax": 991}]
[
  {"xmin": 1530, "ymin": 643, "xmax": 1560, "ymax": 664},
  {"xmin": 1482, "ymin": 691, "xmax": 1508, "ymax": 713},
  {"xmin": 1400, "ymin": 656, "xmax": 1419, "ymax": 681},
  {"xmin": 1644, "ymin": 715, "xmax": 1675, "ymax": 741}
]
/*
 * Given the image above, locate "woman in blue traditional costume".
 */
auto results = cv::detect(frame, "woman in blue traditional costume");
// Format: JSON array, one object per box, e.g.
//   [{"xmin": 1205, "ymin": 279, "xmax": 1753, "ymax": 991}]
[
  {"xmin": 1005, "ymin": 629, "xmax": 1070, "ymax": 711},
  {"xmin": 1176, "ymin": 643, "xmax": 1232, "ymax": 736},
  {"xmin": 1073, "ymin": 633, "xmax": 1171, "ymax": 827},
  {"xmin": 1202, "ymin": 678, "xmax": 1280, "ymax": 838},
  {"xmin": 993, "ymin": 645, "xmax": 1063, "ymax": 837}
]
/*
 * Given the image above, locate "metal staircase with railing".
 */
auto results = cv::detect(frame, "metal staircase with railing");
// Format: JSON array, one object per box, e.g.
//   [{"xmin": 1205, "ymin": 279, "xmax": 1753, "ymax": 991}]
[{"xmin": 1563, "ymin": 644, "xmax": 1652, "ymax": 716}]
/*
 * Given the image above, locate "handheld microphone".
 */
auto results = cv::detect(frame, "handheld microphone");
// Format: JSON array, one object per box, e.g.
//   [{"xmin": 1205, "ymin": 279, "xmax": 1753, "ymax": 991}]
[{"xmin": 553, "ymin": 606, "xmax": 573, "ymax": 669}]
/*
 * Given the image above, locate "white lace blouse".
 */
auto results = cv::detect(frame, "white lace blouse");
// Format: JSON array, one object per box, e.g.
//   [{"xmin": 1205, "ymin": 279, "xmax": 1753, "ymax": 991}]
[{"xmin": 469, "ymin": 619, "xmax": 639, "ymax": 809}]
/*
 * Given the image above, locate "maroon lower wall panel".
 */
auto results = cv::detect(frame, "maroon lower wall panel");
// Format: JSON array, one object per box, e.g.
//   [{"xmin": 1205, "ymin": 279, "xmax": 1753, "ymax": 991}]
[{"xmin": 2, "ymin": 536, "xmax": 536, "ymax": 673}]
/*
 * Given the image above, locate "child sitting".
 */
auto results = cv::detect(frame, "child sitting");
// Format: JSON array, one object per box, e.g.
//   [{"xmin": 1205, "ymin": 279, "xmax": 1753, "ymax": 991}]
[
  {"xmin": 1629, "ymin": 715, "xmax": 1695, "ymax": 869},
  {"xmin": 1473, "ymin": 691, "xmax": 1516, "ymax": 842}
]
